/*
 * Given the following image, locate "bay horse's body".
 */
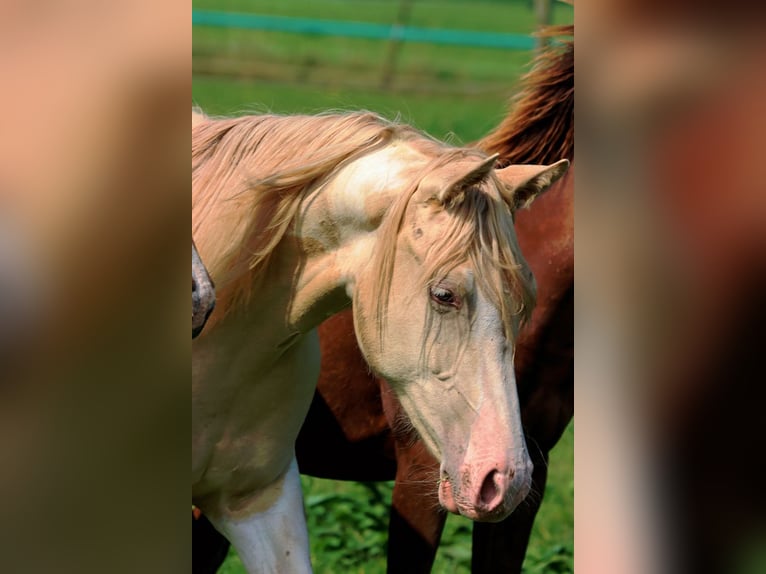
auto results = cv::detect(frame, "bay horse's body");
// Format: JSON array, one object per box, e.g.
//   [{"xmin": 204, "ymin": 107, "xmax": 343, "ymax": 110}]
[
  {"xmin": 192, "ymin": 240, "xmax": 215, "ymax": 339},
  {"xmin": 194, "ymin": 26, "xmax": 573, "ymax": 573},
  {"xmin": 192, "ymin": 110, "xmax": 568, "ymax": 572},
  {"xmin": 299, "ymin": 28, "xmax": 575, "ymax": 573}
]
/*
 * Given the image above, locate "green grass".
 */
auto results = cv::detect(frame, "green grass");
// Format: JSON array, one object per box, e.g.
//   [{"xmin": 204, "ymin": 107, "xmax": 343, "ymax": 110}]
[
  {"xmin": 192, "ymin": 1, "xmax": 573, "ymax": 140},
  {"xmin": 522, "ymin": 421, "xmax": 575, "ymax": 573},
  {"xmin": 192, "ymin": 25, "xmax": 537, "ymax": 91},
  {"xmin": 217, "ymin": 422, "xmax": 573, "ymax": 573},
  {"xmin": 195, "ymin": 2, "xmax": 573, "ymax": 571},
  {"xmin": 192, "ymin": 0, "xmax": 573, "ymax": 100},
  {"xmin": 192, "ymin": 75, "xmax": 512, "ymax": 144}
]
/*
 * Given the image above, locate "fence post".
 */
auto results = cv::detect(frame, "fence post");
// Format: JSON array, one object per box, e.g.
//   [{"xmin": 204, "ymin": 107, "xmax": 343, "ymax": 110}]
[
  {"xmin": 380, "ymin": 0, "xmax": 414, "ymax": 90},
  {"xmin": 534, "ymin": 0, "xmax": 552, "ymax": 51}
]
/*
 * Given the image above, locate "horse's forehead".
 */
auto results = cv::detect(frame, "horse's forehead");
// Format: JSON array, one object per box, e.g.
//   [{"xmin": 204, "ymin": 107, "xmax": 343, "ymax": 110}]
[
  {"xmin": 409, "ymin": 202, "xmax": 440, "ymax": 232},
  {"xmin": 406, "ymin": 198, "xmax": 457, "ymax": 243}
]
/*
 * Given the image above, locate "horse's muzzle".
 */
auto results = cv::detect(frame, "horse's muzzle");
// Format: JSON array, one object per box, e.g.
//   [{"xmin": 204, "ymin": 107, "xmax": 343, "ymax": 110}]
[{"xmin": 438, "ymin": 457, "xmax": 533, "ymax": 522}]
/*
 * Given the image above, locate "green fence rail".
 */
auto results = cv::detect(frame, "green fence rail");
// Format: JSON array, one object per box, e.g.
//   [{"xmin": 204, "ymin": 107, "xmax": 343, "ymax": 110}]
[{"xmin": 192, "ymin": 10, "xmax": 536, "ymax": 50}]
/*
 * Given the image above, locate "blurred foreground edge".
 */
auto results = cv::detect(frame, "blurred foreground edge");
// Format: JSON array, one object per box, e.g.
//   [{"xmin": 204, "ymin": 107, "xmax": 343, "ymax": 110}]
[{"xmin": 576, "ymin": 2, "xmax": 766, "ymax": 573}]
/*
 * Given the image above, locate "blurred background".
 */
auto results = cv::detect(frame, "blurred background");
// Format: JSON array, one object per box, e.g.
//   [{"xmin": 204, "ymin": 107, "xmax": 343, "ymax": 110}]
[
  {"xmin": 193, "ymin": 0, "xmax": 572, "ymax": 142},
  {"xmin": 193, "ymin": 1, "xmax": 573, "ymax": 572},
  {"xmin": 576, "ymin": 3, "xmax": 766, "ymax": 573}
]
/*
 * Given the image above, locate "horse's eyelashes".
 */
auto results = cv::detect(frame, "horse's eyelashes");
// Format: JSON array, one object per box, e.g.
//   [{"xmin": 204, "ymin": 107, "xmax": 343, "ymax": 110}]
[{"xmin": 429, "ymin": 286, "xmax": 460, "ymax": 308}]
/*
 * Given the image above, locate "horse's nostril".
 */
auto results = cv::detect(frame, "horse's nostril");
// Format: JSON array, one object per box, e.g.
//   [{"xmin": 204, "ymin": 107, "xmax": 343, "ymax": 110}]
[
  {"xmin": 192, "ymin": 277, "xmax": 198, "ymax": 294},
  {"xmin": 479, "ymin": 469, "xmax": 501, "ymax": 508}
]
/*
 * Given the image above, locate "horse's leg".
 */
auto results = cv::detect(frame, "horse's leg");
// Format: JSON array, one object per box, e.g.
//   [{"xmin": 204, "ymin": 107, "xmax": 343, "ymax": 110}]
[
  {"xmin": 192, "ymin": 512, "xmax": 230, "ymax": 574},
  {"xmin": 386, "ymin": 439, "xmax": 447, "ymax": 574},
  {"xmin": 471, "ymin": 451, "xmax": 549, "ymax": 574},
  {"xmin": 207, "ymin": 458, "xmax": 312, "ymax": 574}
]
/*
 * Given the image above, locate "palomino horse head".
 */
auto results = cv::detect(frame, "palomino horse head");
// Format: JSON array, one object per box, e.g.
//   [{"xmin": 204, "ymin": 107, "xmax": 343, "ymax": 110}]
[
  {"xmin": 192, "ymin": 240, "xmax": 215, "ymax": 339},
  {"xmin": 350, "ymin": 147, "xmax": 570, "ymax": 521}
]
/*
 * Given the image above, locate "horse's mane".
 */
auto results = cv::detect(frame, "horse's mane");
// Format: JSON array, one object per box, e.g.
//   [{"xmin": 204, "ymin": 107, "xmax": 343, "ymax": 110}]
[
  {"xmin": 192, "ymin": 111, "xmax": 535, "ymax": 335},
  {"xmin": 191, "ymin": 106, "xmax": 207, "ymax": 127},
  {"xmin": 477, "ymin": 25, "xmax": 574, "ymax": 166}
]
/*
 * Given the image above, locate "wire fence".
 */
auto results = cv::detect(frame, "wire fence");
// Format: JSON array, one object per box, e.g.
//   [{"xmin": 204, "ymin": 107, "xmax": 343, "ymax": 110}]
[{"xmin": 192, "ymin": 9, "xmax": 537, "ymax": 50}]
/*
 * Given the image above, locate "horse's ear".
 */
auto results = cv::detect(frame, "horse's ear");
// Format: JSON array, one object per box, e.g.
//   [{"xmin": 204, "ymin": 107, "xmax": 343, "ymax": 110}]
[
  {"xmin": 436, "ymin": 153, "xmax": 500, "ymax": 203},
  {"xmin": 495, "ymin": 159, "xmax": 570, "ymax": 211}
]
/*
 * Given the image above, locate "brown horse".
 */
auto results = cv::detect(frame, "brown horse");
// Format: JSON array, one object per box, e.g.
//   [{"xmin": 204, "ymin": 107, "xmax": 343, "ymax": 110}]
[
  {"xmin": 193, "ymin": 26, "xmax": 573, "ymax": 573},
  {"xmin": 299, "ymin": 27, "xmax": 574, "ymax": 573}
]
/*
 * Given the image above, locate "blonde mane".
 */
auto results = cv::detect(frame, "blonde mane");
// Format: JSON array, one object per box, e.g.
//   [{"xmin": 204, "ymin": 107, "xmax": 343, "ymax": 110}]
[
  {"xmin": 192, "ymin": 110, "xmax": 535, "ymax": 334},
  {"xmin": 193, "ymin": 112, "xmax": 403, "ymax": 302}
]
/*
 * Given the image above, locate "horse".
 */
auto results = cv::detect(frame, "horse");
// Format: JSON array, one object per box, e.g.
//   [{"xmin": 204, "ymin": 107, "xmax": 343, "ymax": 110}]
[
  {"xmin": 192, "ymin": 109, "xmax": 569, "ymax": 572},
  {"xmin": 468, "ymin": 26, "xmax": 573, "ymax": 573},
  {"xmin": 193, "ymin": 25, "xmax": 574, "ymax": 573},
  {"xmin": 192, "ymin": 240, "xmax": 216, "ymax": 339},
  {"xmin": 191, "ymin": 237, "xmax": 219, "ymax": 570},
  {"xmin": 298, "ymin": 26, "xmax": 574, "ymax": 574}
]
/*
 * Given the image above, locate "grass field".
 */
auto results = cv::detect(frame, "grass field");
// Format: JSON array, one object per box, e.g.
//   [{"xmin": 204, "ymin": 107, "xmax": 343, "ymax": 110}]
[
  {"xmin": 193, "ymin": 1, "xmax": 573, "ymax": 571},
  {"xmin": 193, "ymin": 0, "xmax": 573, "ymax": 127},
  {"xmin": 217, "ymin": 423, "xmax": 573, "ymax": 574}
]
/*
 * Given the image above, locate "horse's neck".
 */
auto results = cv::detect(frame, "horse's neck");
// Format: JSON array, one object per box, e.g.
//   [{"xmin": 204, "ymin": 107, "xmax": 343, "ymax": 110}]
[{"xmin": 284, "ymin": 142, "xmax": 423, "ymax": 331}]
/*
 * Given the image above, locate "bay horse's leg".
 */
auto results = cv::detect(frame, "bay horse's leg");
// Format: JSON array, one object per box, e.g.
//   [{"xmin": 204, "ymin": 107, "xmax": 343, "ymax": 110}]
[
  {"xmin": 471, "ymin": 451, "xmax": 549, "ymax": 574},
  {"xmin": 205, "ymin": 458, "xmax": 312, "ymax": 574},
  {"xmin": 381, "ymin": 380, "xmax": 447, "ymax": 574},
  {"xmin": 387, "ymin": 439, "xmax": 448, "ymax": 574},
  {"xmin": 192, "ymin": 513, "xmax": 230, "ymax": 574}
]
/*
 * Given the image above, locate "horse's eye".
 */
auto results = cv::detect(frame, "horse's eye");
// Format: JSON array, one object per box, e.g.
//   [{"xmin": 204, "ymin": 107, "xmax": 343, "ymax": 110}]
[{"xmin": 429, "ymin": 286, "xmax": 459, "ymax": 307}]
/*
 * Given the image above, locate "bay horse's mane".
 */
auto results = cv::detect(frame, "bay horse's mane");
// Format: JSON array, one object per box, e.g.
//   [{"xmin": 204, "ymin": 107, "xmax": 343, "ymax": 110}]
[
  {"xmin": 478, "ymin": 25, "xmax": 574, "ymax": 166},
  {"xmin": 192, "ymin": 111, "xmax": 536, "ymax": 335}
]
